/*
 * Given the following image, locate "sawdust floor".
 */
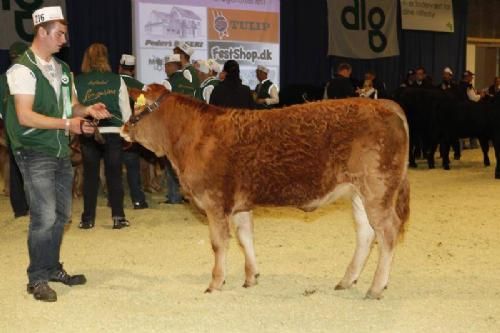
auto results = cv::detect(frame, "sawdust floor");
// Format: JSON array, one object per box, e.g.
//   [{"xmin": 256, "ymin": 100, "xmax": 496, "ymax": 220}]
[{"xmin": 0, "ymin": 148, "xmax": 499, "ymax": 333}]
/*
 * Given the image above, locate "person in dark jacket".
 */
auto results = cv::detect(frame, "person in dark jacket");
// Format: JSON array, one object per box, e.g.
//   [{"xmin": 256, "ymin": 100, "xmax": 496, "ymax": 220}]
[
  {"xmin": 210, "ymin": 60, "xmax": 254, "ymax": 109},
  {"xmin": 326, "ymin": 63, "xmax": 356, "ymax": 99}
]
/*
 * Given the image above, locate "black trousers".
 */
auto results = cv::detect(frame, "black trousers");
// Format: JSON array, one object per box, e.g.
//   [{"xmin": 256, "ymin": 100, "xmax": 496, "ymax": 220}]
[
  {"xmin": 8, "ymin": 147, "xmax": 29, "ymax": 217},
  {"xmin": 80, "ymin": 133, "xmax": 125, "ymax": 221}
]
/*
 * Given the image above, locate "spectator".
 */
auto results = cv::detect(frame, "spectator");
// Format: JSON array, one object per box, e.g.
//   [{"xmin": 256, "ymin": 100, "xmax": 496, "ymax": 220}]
[
  {"xmin": 254, "ymin": 65, "xmax": 279, "ymax": 109},
  {"xmin": 0, "ymin": 41, "xmax": 29, "ymax": 218},
  {"xmin": 75, "ymin": 43, "xmax": 131, "ymax": 229},
  {"xmin": 118, "ymin": 54, "xmax": 148, "ymax": 210},
  {"xmin": 210, "ymin": 60, "xmax": 254, "ymax": 109},
  {"xmin": 194, "ymin": 59, "xmax": 219, "ymax": 104},
  {"xmin": 326, "ymin": 63, "xmax": 356, "ymax": 99}
]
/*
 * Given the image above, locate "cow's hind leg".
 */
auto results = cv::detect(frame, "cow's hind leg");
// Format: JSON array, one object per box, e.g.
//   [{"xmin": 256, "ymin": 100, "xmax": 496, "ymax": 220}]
[
  {"xmin": 365, "ymin": 209, "xmax": 401, "ymax": 300},
  {"xmin": 335, "ymin": 193, "xmax": 375, "ymax": 291},
  {"xmin": 232, "ymin": 211, "xmax": 259, "ymax": 288},
  {"xmin": 205, "ymin": 210, "xmax": 230, "ymax": 293}
]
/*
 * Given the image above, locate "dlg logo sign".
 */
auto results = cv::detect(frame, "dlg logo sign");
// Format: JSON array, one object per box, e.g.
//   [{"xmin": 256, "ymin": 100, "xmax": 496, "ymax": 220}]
[{"xmin": 341, "ymin": 0, "xmax": 386, "ymax": 53}]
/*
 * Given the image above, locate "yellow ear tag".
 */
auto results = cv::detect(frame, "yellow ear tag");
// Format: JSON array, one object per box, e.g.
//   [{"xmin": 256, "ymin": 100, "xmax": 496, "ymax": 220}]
[{"xmin": 135, "ymin": 93, "xmax": 146, "ymax": 107}]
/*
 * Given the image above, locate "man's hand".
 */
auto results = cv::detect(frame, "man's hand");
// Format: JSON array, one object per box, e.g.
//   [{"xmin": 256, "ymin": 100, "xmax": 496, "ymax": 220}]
[
  {"xmin": 255, "ymin": 98, "xmax": 266, "ymax": 105},
  {"xmin": 69, "ymin": 117, "xmax": 95, "ymax": 135},
  {"xmin": 86, "ymin": 103, "xmax": 111, "ymax": 120}
]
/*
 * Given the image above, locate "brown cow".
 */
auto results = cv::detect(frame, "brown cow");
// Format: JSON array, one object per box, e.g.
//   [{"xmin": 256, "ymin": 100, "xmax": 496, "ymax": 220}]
[{"xmin": 122, "ymin": 84, "xmax": 410, "ymax": 299}]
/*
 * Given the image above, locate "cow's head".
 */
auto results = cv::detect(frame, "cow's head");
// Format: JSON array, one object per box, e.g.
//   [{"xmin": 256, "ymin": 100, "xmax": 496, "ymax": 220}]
[{"xmin": 121, "ymin": 83, "xmax": 170, "ymax": 156}]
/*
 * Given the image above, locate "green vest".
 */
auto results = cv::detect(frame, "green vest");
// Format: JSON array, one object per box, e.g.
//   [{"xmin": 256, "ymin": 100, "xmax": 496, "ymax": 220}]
[
  {"xmin": 255, "ymin": 79, "xmax": 275, "ymax": 109},
  {"xmin": 168, "ymin": 71, "xmax": 195, "ymax": 96},
  {"xmin": 6, "ymin": 49, "xmax": 73, "ymax": 158},
  {"xmin": 184, "ymin": 64, "xmax": 200, "ymax": 90},
  {"xmin": 194, "ymin": 77, "xmax": 220, "ymax": 102},
  {"xmin": 120, "ymin": 74, "xmax": 144, "ymax": 90},
  {"xmin": 120, "ymin": 74, "xmax": 144, "ymax": 109},
  {"xmin": 76, "ymin": 71, "xmax": 122, "ymax": 127}
]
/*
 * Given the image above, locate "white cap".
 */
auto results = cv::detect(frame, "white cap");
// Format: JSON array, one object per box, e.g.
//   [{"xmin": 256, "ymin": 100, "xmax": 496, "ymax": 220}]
[
  {"xmin": 257, "ymin": 65, "xmax": 269, "ymax": 74},
  {"xmin": 195, "ymin": 60, "xmax": 210, "ymax": 74},
  {"xmin": 207, "ymin": 59, "xmax": 222, "ymax": 74},
  {"xmin": 32, "ymin": 6, "xmax": 64, "ymax": 26},
  {"xmin": 174, "ymin": 41, "xmax": 194, "ymax": 56},
  {"xmin": 120, "ymin": 54, "xmax": 136, "ymax": 66},
  {"xmin": 443, "ymin": 67, "xmax": 453, "ymax": 75},
  {"xmin": 165, "ymin": 54, "xmax": 181, "ymax": 64}
]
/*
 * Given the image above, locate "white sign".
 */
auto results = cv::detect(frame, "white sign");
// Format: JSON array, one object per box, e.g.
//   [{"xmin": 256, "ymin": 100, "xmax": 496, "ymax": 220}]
[
  {"xmin": 327, "ymin": 0, "xmax": 399, "ymax": 59},
  {"xmin": 401, "ymin": 0, "xmax": 454, "ymax": 33}
]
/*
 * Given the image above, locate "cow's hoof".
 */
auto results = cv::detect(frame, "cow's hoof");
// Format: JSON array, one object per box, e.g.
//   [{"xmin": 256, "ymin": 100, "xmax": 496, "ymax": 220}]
[
  {"xmin": 443, "ymin": 165, "xmax": 450, "ymax": 170},
  {"xmin": 334, "ymin": 280, "xmax": 356, "ymax": 290},
  {"xmin": 495, "ymin": 173, "xmax": 500, "ymax": 180},
  {"xmin": 484, "ymin": 161, "xmax": 491, "ymax": 167},
  {"xmin": 364, "ymin": 290, "xmax": 384, "ymax": 300},
  {"xmin": 428, "ymin": 164, "xmax": 435, "ymax": 169},
  {"xmin": 409, "ymin": 162, "xmax": 417, "ymax": 168},
  {"xmin": 242, "ymin": 274, "xmax": 260, "ymax": 288}
]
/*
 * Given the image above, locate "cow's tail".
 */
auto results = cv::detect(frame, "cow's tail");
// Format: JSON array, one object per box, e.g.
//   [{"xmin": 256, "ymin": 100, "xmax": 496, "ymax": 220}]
[{"xmin": 396, "ymin": 175, "xmax": 410, "ymax": 240}]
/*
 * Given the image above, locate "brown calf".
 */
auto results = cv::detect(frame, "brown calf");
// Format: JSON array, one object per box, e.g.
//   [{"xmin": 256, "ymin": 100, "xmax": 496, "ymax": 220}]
[{"xmin": 122, "ymin": 84, "xmax": 410, "ymax": 299}]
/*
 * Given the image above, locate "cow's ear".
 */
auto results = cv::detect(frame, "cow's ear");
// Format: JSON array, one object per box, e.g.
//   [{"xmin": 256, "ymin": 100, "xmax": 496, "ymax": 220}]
[{"xmin": 128, "ymin": 88, "xmax": 143, "ymax": 102}]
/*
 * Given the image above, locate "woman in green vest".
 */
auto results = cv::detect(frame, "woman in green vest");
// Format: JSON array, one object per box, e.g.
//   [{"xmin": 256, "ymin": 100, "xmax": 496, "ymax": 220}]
[{"xmin": 75, "ymin": 43, "xmax": 132, "ymax": 230}]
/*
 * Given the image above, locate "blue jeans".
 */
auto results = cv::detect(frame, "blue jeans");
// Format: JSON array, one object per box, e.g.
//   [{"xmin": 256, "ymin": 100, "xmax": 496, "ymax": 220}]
[
  {"xmin": 123, "ymin": 148, "xmax": 146, "ymax": 204},
  {"xmin": 14, "ymin": 150, "xmax": 73, "ymax": 284},
  {"xmin": 164, "ymin": 158, "xmax": 182, "ymax": 203}
]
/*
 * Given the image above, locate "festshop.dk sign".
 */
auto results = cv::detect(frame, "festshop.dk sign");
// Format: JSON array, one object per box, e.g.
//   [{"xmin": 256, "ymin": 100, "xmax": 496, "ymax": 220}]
[
  {"xmin": 0, "ymin": 0, "xmax": 65, "ymax": 50},
  {"xmin": 327, "ymin": 0, "xmax": 399, "ymax": 59}
]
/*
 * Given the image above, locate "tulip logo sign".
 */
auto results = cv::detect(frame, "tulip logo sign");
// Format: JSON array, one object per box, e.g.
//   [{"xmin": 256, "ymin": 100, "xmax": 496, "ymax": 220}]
[{"xmin": 328, "ymin": 0, "xmax": 399, "ymax": 59}]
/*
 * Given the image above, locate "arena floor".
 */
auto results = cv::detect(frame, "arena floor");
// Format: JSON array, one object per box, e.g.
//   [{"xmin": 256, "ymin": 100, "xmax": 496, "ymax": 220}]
[{"xmin": 0, "ymin": 148, "xmax": 499, "ymax": 333}]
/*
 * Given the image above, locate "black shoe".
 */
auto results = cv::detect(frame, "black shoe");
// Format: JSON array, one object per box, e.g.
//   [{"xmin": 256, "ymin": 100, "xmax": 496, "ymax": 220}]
[
  {"xmin": 162, "ymin": 197, "xmax": 188, "ymax": 204},
  {"xmin": 27, "ymin": 281, "xmax": 57, "ymax": 302},
  {"xmin": 79, "ymin": 219, "xmax": 95, "ymax": 229},
  {"xmin": 49, "ymin": 264, "xmax": 87, "ymax": 286},
  {"xmin": 112, "ymin": 217, "xmax": 130, "ymax": 229},
  {"xmin": 133, "ymin": 201, "xmax": 149, "ymax": 210},
  {"xmin": 14, "ymin": 211, "xmax": 29, "ymax": 218}
]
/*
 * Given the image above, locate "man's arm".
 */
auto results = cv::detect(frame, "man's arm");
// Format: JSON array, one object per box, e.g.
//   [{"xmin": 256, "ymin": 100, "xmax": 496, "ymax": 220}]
[
  {"xmin": 265, "ymin": 84, "xmax": 279, "ymax": 105},
  {"xmin": 14, "ymin": 94, "xmax": 93, "ymax": 134}
]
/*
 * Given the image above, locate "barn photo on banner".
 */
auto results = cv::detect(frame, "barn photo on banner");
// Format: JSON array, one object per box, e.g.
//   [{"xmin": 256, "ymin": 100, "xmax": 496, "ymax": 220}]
[{"xmin": 327, "ymin": 0, "xmax": 399, "ymax": 59}]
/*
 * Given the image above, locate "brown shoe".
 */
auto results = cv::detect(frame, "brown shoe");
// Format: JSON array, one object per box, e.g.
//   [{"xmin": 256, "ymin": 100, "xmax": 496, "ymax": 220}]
[{"xmin": 27, "ymin": 281, "xmax": 57, "ymax": 302}]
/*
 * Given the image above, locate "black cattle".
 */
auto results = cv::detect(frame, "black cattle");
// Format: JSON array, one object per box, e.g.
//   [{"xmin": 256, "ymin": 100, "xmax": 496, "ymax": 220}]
[{"xmin": 395, "ymin": 87, "xmax": 500, "ymax": 178}]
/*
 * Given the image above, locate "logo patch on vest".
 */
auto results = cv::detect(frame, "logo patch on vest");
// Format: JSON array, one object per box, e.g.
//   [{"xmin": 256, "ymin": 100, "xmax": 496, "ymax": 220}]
[{"xmin": 61, "ymin": 73, "xmax": 69, "ymax": 85}]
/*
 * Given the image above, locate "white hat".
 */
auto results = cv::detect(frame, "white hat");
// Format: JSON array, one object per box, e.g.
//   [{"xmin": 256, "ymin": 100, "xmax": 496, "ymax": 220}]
[
  {"xmin": 207, "ymin": 59, "xmax": 222, "ymax": 73},
  {"xmin": 195, "ymin": 60, "xmax": 210, "ymax": 74},
  {"xmin": 120, "ymin": 54, "xmax": 136, "ymax": 66},
  {"xmin": 32, "ymin": 6, "xmax": 64, "ymax": 26},
  {"xmin": 174, "ymin": 41, "xmax": 194, "ymax": 56},
  {"xmin": 257, "ymin": 65, "xmax": 269, "ymax": 74},
  {"xmin": 443, "ymin": 67, "xmax": 453, "ymax": 75},
  {"xmin": 165, "ymin": 54, "xmax": 181, "ymax": 64}
]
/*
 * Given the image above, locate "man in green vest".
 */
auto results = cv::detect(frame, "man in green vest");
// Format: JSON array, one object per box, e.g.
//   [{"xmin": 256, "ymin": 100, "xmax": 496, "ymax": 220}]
[
  {"xmin": 6, "ymin": 6, "xmax": 111, "ymax": 302},
  {"xmin": 163, "ymin": 54, "xmax": 195, "ymax": 96},
  {"xmin": 254, "ymin": 65, "xmax": 280, "ymax": 109},
  {"xmin": 161, "ymin": 54, "xmax": 194, "ymax": 204},
  {"xmin": 194, "ymin": 60, "xmax": 219, "ymax": 104},
  {"xmin": 118, "ymin": 54, "xmax": 148, "ymax": 210},
  {"xmin": 173, "ymin": 41, "xmax": 200, "ymax": 90},
  {"xmin": 1, "ymin": 41, "xmax": 30, "ymax": 219}
]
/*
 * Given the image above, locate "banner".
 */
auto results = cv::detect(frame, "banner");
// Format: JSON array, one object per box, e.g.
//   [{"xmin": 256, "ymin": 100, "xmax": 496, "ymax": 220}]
[
  {"xmin": 133, "ymin": 0, "xmax": 280, "ymax": 88},
  {"xmin": 0, "ymin": 0, "xmax": 66, "ymax": 50},
  {"xmin": 401, "ymin": 0, "xmax": 454, "ymax": 32},
  {"xmin": 327, "ymin": 0, "xmax": 399, "ymax": 59}
]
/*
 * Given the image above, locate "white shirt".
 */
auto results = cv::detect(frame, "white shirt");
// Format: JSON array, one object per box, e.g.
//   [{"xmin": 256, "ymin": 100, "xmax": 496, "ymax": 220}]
[
  {"xmin": 259, "ymin": 79, "xmax": 280, "ymax": 105},
  {"xmin": 7, "ymin": 54, "xmax": 62, "ymax": 99},
  {"xmin": 467, "ymin": 86, "xmax": 481, "ymax": 102}
]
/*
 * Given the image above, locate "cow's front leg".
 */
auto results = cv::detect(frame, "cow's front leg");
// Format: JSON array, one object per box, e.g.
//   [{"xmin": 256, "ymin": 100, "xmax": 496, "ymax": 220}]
[
  {"xmin": 205, "ymin": 211, "xmax": 230, "ymax": 293},
  {"xmin": 232, "ymin": 211, "xmax": 259, "ymax": 288}
]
